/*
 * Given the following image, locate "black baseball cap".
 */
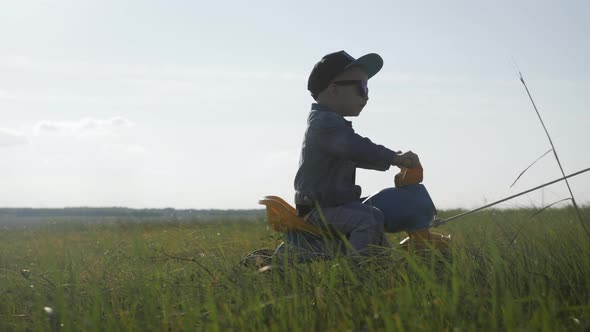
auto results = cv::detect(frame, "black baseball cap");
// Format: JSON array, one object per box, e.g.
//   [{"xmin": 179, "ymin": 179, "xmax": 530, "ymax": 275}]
[{"xmin": 307, "ymin": 50, "xmax": 383, "ymax": 99}]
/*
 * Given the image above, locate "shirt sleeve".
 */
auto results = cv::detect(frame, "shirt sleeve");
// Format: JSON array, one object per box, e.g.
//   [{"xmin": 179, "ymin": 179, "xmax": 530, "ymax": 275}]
[{"xmin": 309, "ymin": 114, "xmax": 398, "ymax": 171}]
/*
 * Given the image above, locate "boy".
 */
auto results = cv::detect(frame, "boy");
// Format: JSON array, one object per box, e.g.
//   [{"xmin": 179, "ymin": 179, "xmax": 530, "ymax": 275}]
[{"xmin": 294, "ymin": 50, "xmax": 445, "ymax": 255}]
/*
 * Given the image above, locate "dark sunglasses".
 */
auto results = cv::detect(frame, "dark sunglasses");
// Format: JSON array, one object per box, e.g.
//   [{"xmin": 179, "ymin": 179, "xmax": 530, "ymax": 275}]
[{"xmin": 331, "ymin": 80, "xmax": 368, "ymax": 98}]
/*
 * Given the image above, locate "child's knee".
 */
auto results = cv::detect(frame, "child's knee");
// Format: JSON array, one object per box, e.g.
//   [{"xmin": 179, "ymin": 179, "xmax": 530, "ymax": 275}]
[{"xmin": 364, "ymin": 207, "xmax": 385, "ymax": 231}]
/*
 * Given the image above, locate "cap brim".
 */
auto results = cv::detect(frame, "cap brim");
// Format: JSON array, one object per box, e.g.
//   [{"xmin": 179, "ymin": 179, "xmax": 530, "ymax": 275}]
[{"xmin": 345, "ymin": 53, "xmax": 383, "ymax": 79}]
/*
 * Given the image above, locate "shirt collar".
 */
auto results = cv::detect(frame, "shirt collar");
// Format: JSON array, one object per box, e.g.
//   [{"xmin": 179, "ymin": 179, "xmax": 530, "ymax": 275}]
[
  {"xmin": 310, "ymin": 103, "xmax": 352, "ymax": 127},
  {"xmin": 311, "ymin": 103, "xmax": 334, "ymax": 113}
]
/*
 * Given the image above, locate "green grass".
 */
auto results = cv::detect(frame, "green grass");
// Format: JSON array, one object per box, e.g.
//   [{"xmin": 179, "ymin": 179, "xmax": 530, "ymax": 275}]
[{"xmin": 1, "ymin": 208, "xmax": 589, "ymax": 331}]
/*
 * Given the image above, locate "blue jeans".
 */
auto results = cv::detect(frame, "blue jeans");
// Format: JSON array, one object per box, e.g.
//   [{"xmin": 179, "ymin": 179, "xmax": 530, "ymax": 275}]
[
  {"xmin": 363, "ymin": 184, "xmax": 437, "ymax": 233},
  {"xmin": 306, "ymin": 184, "xmax": 436, "ymax": 255}
]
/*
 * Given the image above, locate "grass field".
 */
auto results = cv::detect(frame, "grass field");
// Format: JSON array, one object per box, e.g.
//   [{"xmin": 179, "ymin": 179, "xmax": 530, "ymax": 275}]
[{"xmin": 1, "ymin": 207, "xmax": 589, "ymax": 331}]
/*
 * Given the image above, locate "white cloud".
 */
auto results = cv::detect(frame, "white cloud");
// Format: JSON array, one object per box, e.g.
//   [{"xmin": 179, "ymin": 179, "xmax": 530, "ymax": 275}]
[
  {"xmin": 0, "ymin": 89, "xmax": 13, "ymax": 99},
  {"xmin": 0, "ymin": 56, "xmax": 305, "ymax": 81},
  {"xmin": 0, "ymin": 129, "xmax": 29, "ymax": 147},
  {"xmin": 102, "ymin": 143, "xmax": 149, "ymax": 156},
  {"xmin": 33, "ymin": 116, "xmax": 134, "ymax": 137}
]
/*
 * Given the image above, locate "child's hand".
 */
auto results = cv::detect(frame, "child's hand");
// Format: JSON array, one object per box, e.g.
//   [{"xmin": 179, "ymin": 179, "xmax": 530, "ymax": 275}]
[
  {"xmin": 394, "ymin": 151, "xmax": 420, "ymax": 168},
  {"xmin": 394, "ymin": 161, "xmax": 424, "ymax": 187}
]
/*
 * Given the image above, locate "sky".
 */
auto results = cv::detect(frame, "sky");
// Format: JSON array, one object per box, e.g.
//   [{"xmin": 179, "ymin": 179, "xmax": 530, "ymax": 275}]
[{"xmin": 1, "ymin": 0, "xmax": 589, "ymax": 210}]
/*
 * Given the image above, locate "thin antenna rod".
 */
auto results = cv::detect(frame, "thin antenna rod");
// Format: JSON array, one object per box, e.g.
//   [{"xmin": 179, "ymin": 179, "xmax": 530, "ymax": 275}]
[{"xmin": 432, "ymin": 167, "xmax": 590, "ymax": 227}]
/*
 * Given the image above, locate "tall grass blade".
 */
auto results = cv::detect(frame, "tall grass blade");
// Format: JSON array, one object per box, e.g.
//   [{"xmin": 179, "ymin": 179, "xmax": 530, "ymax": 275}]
[
  {"xmin": 510, "ymin": 148, "xmax": 552, "ymax": 188},
  {"xmin": 506, "ymin": 198, "xmax": 572, "ymax": 250},
  {"xmin": 518, "ymin": 71, "xmax": 590, "ymax": 239}
]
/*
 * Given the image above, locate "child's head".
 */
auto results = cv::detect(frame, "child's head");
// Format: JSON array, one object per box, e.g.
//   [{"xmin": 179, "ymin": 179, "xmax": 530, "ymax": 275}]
[{"xmin": 308, "ymin": 51, "xmax": 383, "ymax": 117}]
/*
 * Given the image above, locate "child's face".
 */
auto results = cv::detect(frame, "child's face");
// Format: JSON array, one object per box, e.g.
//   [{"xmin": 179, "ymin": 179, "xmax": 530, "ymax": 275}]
[{"xmin": 329, "ymin": 66, "xmax": 369, "ymax": 117}]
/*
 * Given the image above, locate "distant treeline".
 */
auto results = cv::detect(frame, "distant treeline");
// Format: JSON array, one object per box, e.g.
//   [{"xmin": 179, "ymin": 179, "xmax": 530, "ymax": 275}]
[{"xmin": 0, "ymin": 207, "xmax": 266, "ymax": 226}]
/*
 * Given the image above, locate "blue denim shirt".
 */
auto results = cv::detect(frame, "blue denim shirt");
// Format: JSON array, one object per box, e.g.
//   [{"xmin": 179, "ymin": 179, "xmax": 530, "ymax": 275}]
[{"xmin": 294, "ymin": 103, "xmax": 398, "ymax": 207}]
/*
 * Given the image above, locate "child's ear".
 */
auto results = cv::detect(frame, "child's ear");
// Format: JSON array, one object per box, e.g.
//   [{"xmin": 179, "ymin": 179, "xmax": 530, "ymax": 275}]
[{"xmin": 327, "ymin": 84, "xmax": 338, "ymax": 96}]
